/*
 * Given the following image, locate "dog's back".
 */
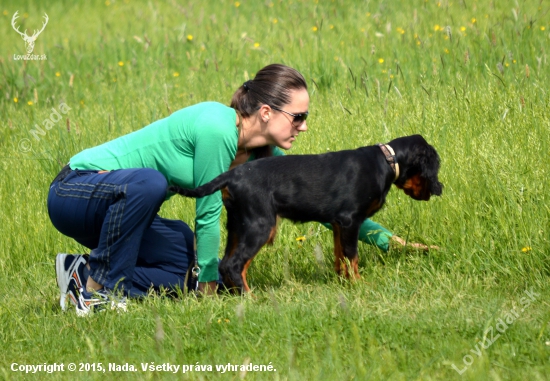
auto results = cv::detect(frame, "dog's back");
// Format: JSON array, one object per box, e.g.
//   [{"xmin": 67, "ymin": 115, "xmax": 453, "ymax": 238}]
[{"xmin": 221, "ymin": 148, "xmax": 389, "ymax": 223}]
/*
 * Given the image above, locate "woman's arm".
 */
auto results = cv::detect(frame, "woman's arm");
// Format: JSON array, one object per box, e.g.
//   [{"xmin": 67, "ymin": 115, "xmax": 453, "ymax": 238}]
[{"xmin": 192, "ymin": 111, "xmax": 238, "ymax": 285}]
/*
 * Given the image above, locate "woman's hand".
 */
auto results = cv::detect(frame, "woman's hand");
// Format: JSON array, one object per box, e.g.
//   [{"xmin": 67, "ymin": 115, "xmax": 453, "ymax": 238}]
[
  {"xmin": 198, "ymin": 281, "xmax": 218, "ymax": 296},
  {"xmin": 390, "ymin": 235, "xmax": 439, "ymax": 251}
]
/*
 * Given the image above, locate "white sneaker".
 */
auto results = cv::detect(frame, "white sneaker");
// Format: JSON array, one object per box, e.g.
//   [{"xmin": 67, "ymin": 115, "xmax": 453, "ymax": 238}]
[{"xmin": 56, "ymin": 254, "xmax": 88, "ymax": 311}]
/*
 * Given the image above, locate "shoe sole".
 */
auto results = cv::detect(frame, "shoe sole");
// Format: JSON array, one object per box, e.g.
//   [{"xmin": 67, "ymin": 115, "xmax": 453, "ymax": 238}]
[{"xmin": 56, "ymin": 254, "xmax": 69, "ymax": 311}]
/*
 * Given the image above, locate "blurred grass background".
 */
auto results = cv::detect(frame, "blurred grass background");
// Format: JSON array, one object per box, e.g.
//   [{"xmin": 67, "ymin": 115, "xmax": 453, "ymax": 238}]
[{"xmin": 0, "ymin": 0, "xmax": 549, "ymax": 379}]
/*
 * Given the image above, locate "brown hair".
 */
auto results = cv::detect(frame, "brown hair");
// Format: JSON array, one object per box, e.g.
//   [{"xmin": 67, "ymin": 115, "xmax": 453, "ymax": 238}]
[{"xmin": 230, "ymin": 64, "xmax": 308, "ymax": 159}]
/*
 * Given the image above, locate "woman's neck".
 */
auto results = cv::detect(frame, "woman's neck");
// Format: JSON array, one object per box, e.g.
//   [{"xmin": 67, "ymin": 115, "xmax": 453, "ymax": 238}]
[{"xmin": 237, "ymin": 114, "xmax": 271, "ymax": 150}]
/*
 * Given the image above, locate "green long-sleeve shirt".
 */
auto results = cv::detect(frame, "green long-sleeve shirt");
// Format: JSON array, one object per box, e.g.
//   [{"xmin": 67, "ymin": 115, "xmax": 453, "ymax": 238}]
[
  {"xmin": 70, "ymin": 101, "xmax": 392, "ymax": 283},
  {"xmin": 70, "ymin": 102, "xmax": 239, "ymax": 282}
]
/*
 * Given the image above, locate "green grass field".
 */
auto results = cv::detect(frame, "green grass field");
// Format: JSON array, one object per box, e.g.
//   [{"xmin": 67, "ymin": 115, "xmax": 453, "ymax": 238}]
[{"xmin": 1, "ymin": 0, "xmax": 549, "ymax": 379}]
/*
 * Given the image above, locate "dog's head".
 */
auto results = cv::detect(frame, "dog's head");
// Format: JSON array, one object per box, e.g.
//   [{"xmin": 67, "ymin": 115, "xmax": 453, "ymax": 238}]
[{"xmin": 389, "ymin": 135, "xmax": 443, "ymax": 201}]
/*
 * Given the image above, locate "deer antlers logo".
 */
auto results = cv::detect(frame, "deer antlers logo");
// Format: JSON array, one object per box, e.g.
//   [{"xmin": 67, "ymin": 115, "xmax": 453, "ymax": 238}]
[{"xmin": 11, "ymin": 11, "xmax": 49, "ymax": 54}]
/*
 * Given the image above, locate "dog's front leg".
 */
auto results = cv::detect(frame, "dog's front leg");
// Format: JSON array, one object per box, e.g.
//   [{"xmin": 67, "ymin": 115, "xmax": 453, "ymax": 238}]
[{"xmin": 332, "ymin": 224, "xmax": 361, "ymax": 279}]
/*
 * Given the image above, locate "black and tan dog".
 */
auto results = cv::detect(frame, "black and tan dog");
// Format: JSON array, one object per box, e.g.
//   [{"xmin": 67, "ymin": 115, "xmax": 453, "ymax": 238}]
[{"xmin": 169, "ymin": 134, "xmax": 443, "ymax": 293}]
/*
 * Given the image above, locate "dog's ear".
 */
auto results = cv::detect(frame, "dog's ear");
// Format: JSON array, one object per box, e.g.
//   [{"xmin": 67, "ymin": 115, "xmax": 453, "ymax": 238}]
[{"xmin": 415, "ymin": 143, "xmax": 443, "ymax": 197}]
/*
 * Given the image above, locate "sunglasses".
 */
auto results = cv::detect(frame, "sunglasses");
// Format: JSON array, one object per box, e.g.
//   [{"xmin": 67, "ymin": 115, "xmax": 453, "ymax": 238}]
[{"xmin": 269, "ymin": 105, "xmax": 309, "ymax": 127}]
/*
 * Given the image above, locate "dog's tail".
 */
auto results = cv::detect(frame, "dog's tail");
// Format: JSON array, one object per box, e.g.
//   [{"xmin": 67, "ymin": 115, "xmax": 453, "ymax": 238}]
[{"xmin": 168, "ymin": 172, "xmax": 231, "ymax": 199}]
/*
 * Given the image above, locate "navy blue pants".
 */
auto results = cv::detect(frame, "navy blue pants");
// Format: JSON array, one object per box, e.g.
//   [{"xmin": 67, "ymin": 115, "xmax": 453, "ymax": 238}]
[{"xmin": 48, "ymin": 167, "xmax": 195, "ymax": 296}]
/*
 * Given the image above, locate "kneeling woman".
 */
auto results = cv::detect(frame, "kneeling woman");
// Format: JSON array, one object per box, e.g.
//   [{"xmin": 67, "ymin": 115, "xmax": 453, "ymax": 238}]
[{"xmin": 48, "ymin": 64, "xmax": 407, "ymax": 316}]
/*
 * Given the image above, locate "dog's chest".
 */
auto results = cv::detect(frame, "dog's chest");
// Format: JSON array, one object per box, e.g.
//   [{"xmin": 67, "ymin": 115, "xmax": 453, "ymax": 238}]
[{"xmin": 364, "ymin": 198, "xmax": 384, "ymax": 217}]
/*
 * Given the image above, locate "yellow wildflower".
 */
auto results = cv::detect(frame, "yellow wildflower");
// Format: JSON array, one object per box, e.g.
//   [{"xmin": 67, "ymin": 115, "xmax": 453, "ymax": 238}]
[
  {"xmin": 187, "ymin": 34, "xmax": 193, "ymax": 41},
  {"xmin": 378, "ymin": 58, "xmax": 384, "ymax": 64},
  {"xmin": 118, "ymin": 61, "xmax": 124, "ymax": 66}
]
